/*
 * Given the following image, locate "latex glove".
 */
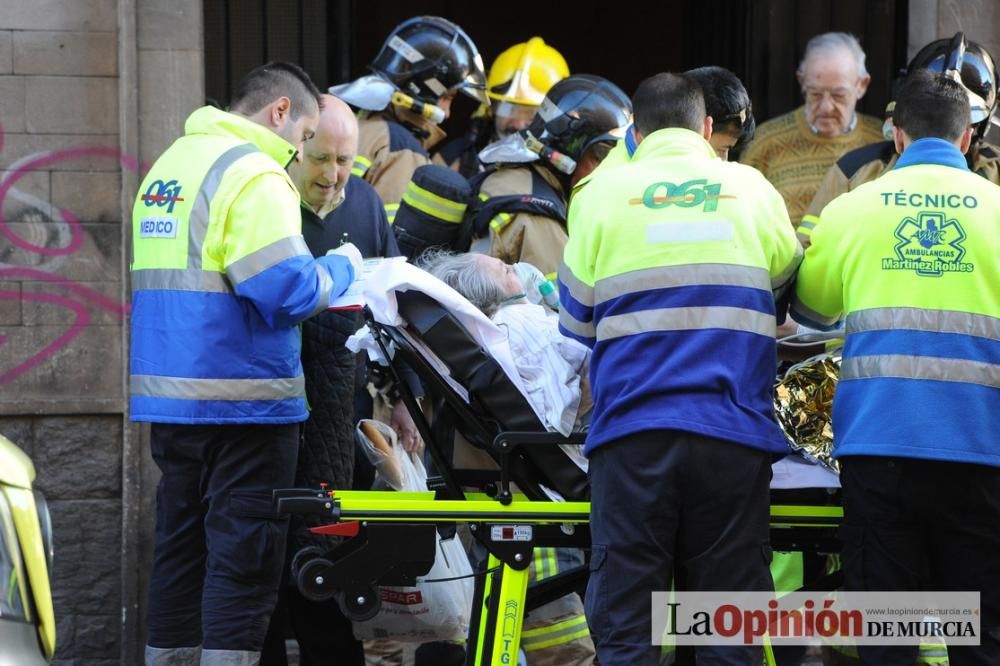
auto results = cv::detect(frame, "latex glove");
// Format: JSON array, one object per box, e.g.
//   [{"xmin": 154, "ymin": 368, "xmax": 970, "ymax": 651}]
[
  {"xmin": 390, "ymin": 400, "xmax": 423, "ymax": 454},
  {"xmin": 326, "ymin": 242, "xmax": 363, "ymax": 280}
]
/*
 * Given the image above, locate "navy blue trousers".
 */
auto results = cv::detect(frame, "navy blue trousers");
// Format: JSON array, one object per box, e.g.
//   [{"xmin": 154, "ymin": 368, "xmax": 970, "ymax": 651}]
[
  {"xmin": 146, "ymin": 422, "xmax": 299, "ymax": 650},
  {"xmin": 586, "ymin": 429, "xmax": 774, "ymax": 666},
  {"xmin": 841, "ymin": 456, "xmax": 1000, "ymax": 666}
]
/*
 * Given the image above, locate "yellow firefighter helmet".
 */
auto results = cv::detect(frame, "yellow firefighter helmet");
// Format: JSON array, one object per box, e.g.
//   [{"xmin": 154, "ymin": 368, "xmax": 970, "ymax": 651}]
[{"xmin": 486, "ymin": 37, "xmax": 570, "ymax": 106}]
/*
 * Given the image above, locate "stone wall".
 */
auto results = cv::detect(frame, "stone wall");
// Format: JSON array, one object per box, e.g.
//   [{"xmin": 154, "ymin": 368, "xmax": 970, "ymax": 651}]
[
  {"xmin": 909, "ymin": 0, "xmax": 1000, "ymax": 62},
  {"xmin": 0, "ymin": 0, "xmax": 203, "ymax": 663},
  {"xmin": 2, "ymin": 416, "xmax": 124, "ymax": 664}
]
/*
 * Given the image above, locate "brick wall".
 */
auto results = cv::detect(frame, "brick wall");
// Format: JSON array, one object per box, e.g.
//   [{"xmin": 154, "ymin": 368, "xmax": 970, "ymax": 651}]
[{"xmin": 0, "ymin": 0, "xmax": 203, "ymax": 663}]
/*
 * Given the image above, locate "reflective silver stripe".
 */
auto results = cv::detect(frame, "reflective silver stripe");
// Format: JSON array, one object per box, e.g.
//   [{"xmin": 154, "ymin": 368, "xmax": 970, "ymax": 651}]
[
  {"xmin": 771, "ymin": 243, "xmax": 804, "ymax": 291},
  {"xmin": 841, "ymin": 354, "xmax": 1000, "ymax": 389},
  {"xmin": 131, "ymin": 268, "xmax": 230, "ymax": 293},
  {"xmin": 594, "ymin": 263, "xmax": 771, "ymax": 305},
  {"xmin": 309, "ymin": 265, "xmax": 335, "ymax": 316},
  {"xmin": 558, "ymin": 260, "xmax": 595, "ymax": 308},
  {"xmin": 847, "ymin": 307, "xmax": 1000, "ymax": 342},
  {"xmin": 188, "ymin": 143, "xmax": 260, "ymax": 269},
  {"xmin": 790, "ymin": 298, "xmax": 841, "ymax": 327},
  {"xmin": 558, "ymin": 309, "xmax": 596, "ymax": 340},
  {"xmin": 521, "ymin": 614, "xmax": 590, "ymax": 649},
  {"xmin": 798, "ymin": 215, "xmax": 819, "ymax": 231},
  {"xmin": 226, "ymin": 235, "xmax": 311, "ymax": 286},
  {"xmin": 131, "ymin": 374, "xmax": 305, "ymax": 401},
  {"xmin": 597, "ymin": 306, "xmax": 775, "ymax": 341}
]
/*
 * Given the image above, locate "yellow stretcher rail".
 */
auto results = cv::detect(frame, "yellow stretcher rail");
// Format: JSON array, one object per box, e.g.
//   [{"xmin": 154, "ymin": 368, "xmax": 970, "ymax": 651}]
[
  {"xmin": 280, "ymin": 487, "xmax": 842, "ymax": 666},
  {"xmin": 330, "ymin": 490, "xmax": 591, "ymax": 524}
]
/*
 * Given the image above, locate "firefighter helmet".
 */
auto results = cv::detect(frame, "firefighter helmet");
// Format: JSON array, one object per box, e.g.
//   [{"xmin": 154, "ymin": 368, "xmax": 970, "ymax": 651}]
[
  {"xmin": 905, "ymin": 32, "xmax": 997, "ymax": 140},
  {"xmin": 370, "ymin": 16, "xmax": 488, "ymax": 106},
  {"xmin": 525, "ymin": 74, "xmax": 632, "ymax": 162},
  {"xmin": 486, "ymin": 37, "xmax": 570, "ymax": 107}
]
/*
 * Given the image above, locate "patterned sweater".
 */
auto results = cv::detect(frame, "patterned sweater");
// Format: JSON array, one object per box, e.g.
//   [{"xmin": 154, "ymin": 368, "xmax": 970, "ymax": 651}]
[{"xmin": 741, "ymin": 105, "xmax": 883, "ymax": 226}]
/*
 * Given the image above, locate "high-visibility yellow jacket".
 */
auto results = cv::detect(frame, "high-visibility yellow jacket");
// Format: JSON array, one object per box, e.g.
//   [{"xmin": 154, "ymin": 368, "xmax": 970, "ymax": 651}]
[
  {"xmin": 130, "ymin": 106, "xmax": 354, "ymax": 424},
  {"xmin": 798, "ymin": 139, "xmax": 1000, "ymax": 246},
  {"xmin": 559, "ymin": 128, "xmax": 802, "ymax": 455},
  {"xmin": 793, "ymin": 137, "xmax": 1000, "ymax": 466}
]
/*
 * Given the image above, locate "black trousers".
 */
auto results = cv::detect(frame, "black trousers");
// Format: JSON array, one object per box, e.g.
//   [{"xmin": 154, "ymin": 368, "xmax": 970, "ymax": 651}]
[
  {"xmin": 840, "ymin": 455, "xmax": 1000, "ymax": 666},
  {"xmin": 585, "ymin": 429, "xmax": 774, "ymax": 666},
  {"xmin": 261, "ymin": 582, "xmax": 365, "ymax": 666},
  {"xmin": 146, "ymin": 422, "xmax": 299, "ymax": 650}
]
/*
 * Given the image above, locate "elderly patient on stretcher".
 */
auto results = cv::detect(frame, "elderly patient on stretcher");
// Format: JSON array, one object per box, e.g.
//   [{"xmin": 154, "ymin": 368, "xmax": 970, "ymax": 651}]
[{"xmin": 419, "ymin": 250, "xmax": 593, "ymax": 438}]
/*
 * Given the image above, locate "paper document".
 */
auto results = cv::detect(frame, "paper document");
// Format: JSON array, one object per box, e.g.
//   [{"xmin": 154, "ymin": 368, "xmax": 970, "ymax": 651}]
[{"xmin": 328, "ymin": 256, "xmax": 407, "ymax": 310}]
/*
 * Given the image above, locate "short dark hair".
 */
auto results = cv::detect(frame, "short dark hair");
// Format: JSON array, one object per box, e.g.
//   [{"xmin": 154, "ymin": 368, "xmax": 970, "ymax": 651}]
[
  {"xmin": 230, "ymin": 61, "xmax": 322, "ymax": 119},
  {"xmin": 685, "ymin": 66, "xmax": 754, "ymax": 138},
  {"xmin": 893, "ymin": 69, "xmax": 970, "ymax": 142},
  {"xmin": 632, "ymin": 72, "xmax": 706, "ymax": 136}
]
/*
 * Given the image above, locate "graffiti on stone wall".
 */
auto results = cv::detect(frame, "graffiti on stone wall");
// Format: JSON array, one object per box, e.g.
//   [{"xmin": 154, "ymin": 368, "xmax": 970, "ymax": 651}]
[{"xmin": 0, "ymin": 124, "xmax": 140, "ymax": 385}]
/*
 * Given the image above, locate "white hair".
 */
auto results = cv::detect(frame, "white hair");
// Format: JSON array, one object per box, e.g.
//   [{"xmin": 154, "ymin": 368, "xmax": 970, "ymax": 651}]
[
  {"xmin": 419, "ymin": 250, "xmax": 506, "ymax": 318},
  {"xmin": 799, "ymin": 32, "xmax": 869, "ymax": 78}
]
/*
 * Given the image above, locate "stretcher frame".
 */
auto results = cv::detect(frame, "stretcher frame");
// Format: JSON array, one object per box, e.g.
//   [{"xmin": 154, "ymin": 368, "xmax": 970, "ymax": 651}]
[{"xmin": 274, "ymin": 297, "xmax": 844, "ymax": 665}]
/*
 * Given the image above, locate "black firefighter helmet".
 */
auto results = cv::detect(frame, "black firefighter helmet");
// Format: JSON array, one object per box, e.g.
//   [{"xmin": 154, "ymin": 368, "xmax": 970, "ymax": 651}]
[
  {"xmin": 369, "ymin": 16, "xmax": 488, "ymax": 106},
  {"xmin": 526, "ymin": 73, "xmax": 633, "ymax": 163},
  {"xmin": 905, "ymin": 32, "xmax": 997, "ymax": 141}
]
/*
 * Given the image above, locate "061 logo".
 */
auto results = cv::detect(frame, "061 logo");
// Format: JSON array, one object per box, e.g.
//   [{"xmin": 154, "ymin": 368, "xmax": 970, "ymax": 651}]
[
  {"xmin": 631, "ymin": 179, "xmax": 733, "ymax": 212},
  {"xmin": 141, "ymin": 179, "xmax": 184, "ymax": 214}
]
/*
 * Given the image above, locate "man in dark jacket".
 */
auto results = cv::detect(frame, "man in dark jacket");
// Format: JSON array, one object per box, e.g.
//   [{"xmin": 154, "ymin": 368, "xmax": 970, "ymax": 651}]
[{"xmin": 262, "ymin": 94, "xmax": 416, "ymax": 666}]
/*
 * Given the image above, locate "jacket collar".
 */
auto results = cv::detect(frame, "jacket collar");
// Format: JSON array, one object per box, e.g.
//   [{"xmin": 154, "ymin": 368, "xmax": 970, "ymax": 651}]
[
  {"xmin": 894, "ymin": 137, "xmax": 969, "ymax": 172},
  {"xmin": 632, "ymin": 127, "xmax": 718, "ymax": 161},
  {"xmin": 185, "ymin": 106, "xmax": 298, "ymax": 167}
]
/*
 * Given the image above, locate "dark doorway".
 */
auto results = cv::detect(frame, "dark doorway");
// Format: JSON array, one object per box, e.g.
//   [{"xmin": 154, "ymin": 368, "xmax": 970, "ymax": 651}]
[{"xmin": 204, "ymin": 0, "xmax": 908, "ymax": 134}]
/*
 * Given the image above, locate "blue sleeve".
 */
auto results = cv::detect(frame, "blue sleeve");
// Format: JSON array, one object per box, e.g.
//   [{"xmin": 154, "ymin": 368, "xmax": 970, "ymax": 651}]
[{"xmin": 233, "ymin": 253, "xmax": 354, "ymax": 329}]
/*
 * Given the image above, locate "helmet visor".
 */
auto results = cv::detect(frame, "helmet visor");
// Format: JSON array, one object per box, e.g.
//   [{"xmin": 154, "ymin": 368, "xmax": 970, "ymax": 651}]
[
  {"xmin": 489, "ymin": 69, "xmax": 551, "ymax": 106},
  {"xmin": 943, "ymin": 69, "xmax": 993, "ymax": 124},
  {"xmin": 457, "ymin": 51, "xmax": 488, "ymax": 105},
  {"xmin": 494, "ymin": 101, "xmax": 539, "ymax": 137}
]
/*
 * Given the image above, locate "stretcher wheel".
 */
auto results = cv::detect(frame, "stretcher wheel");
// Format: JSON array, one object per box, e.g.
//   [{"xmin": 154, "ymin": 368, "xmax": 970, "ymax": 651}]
[
  {"xmin": 296, "ymin": 556, "xmax": 336, "ymax": 602},
  {"xmin": 337, "ymin": 586, "xmax": 381, "ymax": 621},
  {"xmin": 290, "ymin": 546, "xmax": 323, "ymax": 580}
]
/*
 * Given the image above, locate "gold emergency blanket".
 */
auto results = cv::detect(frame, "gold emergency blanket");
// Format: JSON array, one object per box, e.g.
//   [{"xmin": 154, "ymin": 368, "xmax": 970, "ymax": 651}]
[{"xmin": 774, "ymin": 354, "xmax": 840, "ymax": 472}]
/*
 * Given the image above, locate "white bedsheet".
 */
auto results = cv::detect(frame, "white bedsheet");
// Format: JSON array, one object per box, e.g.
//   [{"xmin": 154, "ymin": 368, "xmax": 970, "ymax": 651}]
[{"xmin": 348, "ymin": 259, "xmax": 547, "ymax": 426}]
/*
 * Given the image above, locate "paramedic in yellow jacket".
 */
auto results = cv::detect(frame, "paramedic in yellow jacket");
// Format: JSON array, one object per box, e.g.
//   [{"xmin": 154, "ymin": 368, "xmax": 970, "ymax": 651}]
[
  {"xmin": 329, "ymin": 16, "xmax": 487, "ymax": 223},
  {"xmin": 131, "ymin": 63, "xmax": 359, "ymax": 665},
  {"xmin": 472, "ymin": 74, "xmax": 632, "ymax": 283},
  {"xmin": 560, "ymin": 72, "xmax": 802, "ymax": 666},
  {"xmin": 792, "ymin": 69, "xmax": 1000, "ymax": 666}
]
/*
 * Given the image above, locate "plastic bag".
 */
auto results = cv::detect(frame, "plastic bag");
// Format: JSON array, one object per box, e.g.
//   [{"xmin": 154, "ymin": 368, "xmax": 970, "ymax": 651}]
[{"xmin": 353, "ymin": 420, "xmax": 475, "ymax": 642}]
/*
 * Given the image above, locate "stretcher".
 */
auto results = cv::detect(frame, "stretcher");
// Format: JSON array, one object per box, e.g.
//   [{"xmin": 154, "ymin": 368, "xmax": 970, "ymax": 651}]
[{"xmin": 274, "ymin": 268, "xmax": 843, "ymax": 665}]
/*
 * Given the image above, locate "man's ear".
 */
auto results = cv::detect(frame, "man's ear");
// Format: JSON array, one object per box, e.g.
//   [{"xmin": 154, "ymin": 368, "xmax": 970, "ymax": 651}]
[
  {"xmin": 702, "ymin": 115, "xmax": 713, "ymax": 141},
  {"xmin": 271, "ymin": 96, "xmax": 292, "ymax": 126},
  {"xmin": 958, "ymin": 126, "xmax": 974, "ymax": 154},
  {"xmin": 856, "ymin": 74, "xmax": 872, "ymax": 99},
  {"xmin": 892, "ymin": 124, "xmax": 907, "ymax": 155}
]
